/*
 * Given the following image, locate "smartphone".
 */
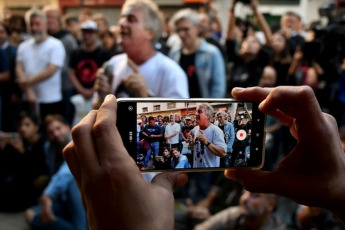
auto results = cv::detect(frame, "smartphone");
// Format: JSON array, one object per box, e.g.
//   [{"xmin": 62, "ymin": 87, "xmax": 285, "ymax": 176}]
[
  {"xmin": 102, "ymin": 62, "xmax": 113, "ymax": 83},
  {"xmin": 116, "ymin": 98, "xmax": 266, "ymax": 172},
  {"xmin": 0, "ymin": 132, "xmax": 19, "ymax": 142}
]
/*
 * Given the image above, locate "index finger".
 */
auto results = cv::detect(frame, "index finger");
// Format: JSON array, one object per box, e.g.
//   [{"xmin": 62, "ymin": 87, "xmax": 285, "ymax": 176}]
[
  {"xmin": 233, "ymin": 86, "xmax": 325, "ymax": 138},
  {"xmin": 127, "ymin": 58, "xmax": 139, "ymax": 74}
]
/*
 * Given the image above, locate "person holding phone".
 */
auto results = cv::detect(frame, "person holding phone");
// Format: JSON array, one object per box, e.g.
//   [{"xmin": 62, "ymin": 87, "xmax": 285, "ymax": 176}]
[
  {"xmin": 63, "ymin": 86, "xmax": 345, "ymax": 230},
  {"xmin": 154, "ymin": 148, "xmax": 172, "ymax": 170}
]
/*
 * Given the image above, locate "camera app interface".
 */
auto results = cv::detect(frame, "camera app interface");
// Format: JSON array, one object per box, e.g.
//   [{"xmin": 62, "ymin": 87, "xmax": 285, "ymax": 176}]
[{"xmin": 119, "ymin": 101, "xmax": 264, "ymax": 171}]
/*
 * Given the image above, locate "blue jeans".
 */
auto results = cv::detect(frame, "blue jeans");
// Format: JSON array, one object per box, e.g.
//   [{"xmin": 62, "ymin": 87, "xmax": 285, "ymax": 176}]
[
  {"xmin": 30, "ymin": 180, "xmax": 87, "ymax": 230},
  {"xmin": 144, "ymin": 141, "xmax": 159, "ymax": 167}
]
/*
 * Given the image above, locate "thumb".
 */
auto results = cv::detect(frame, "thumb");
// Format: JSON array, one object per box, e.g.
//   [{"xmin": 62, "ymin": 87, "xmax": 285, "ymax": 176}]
[
  {"xmin": 127, "ymin": 58, "xmax": 139, "ymax": 73},
  {"xmin": 224, "ymin": 169, "xmax": 276, "ymax": 193},
  {"xmin": 151, "ymin": 172, "xmax": 188, "ymax": 191}
]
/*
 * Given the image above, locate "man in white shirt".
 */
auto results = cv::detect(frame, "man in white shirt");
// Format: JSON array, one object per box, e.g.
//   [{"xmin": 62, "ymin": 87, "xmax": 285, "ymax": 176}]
[
  {"xmin": 165, "ymin": 114, "xmax": 181, "ymax": 151},
  {"xmin": 16, "ymin": 9, "xmax": 65, "ymax": 121},
  {"xmin": 189, "ymin": 103, "xmax": 227, "ymax": 168},
  {"xmin": 94, "ymin": 0, "xmax": 189, "ymax": 108}
]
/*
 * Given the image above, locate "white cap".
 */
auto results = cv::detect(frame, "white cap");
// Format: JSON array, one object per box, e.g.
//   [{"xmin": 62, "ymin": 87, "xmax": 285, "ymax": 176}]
[{"xmin": 81, "ymin": 20, "xmax": 98, "ymax": 31}]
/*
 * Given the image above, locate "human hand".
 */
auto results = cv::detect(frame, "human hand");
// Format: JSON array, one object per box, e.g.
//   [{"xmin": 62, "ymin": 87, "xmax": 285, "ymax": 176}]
[
  {"xmin": 122, "ymin": 59, "xmax": 148, "ymax": 97},
  {"xmin": 250, "ymin": 0, "xmax": 259, "ymax": 10},
  {"xmin": 63, "ymin": 95, "xmax": 188, "ymax": 230},
  {"xmin": 94, "ymin": 68, "xmax": 112, "ymax": 97},
  {"xmin": 40, "ymin": 195, "xmax": 57, "ymax": 223},
  {"xmin": 186, "ymin": 198, "xmax": 211, "ymax": 221},
  {"xmin": 10, "ymin": 138, "xmax": 25, "ymax": 154},
  {"xmin": 341, "ymin": 59, "xmax": 345, "ymax": 71},
  {"xmin": 293, "ymin": 49, "xmax": 303, "ymax": 61},
  {"xmin": 226, "ymin": 86, "xmax": 345, "ymax": 222},
  {"xmin": 197, "ymin": 129, "xmax": 208, "ymax": 145},
  {"xmin": 25, "ymin": 88, "xmax": 37, "ymax": 104},
  {"xmin": 0, "ymin": 132, "xmax": 10, "ymax": 150},
  {"xmin": 17, "ymin": 76, "xmax": 31, "ymax": 89},
  {"xmin": 80, "ymin": 88, "xmax": 95, "ymax": 100}
]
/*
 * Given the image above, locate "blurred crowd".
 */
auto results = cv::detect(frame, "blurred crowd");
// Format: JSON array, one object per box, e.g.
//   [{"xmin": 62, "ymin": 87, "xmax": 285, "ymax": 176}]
[{"xmin": 1, "ymin": 0, "xmax": 345, "ymax": 229}]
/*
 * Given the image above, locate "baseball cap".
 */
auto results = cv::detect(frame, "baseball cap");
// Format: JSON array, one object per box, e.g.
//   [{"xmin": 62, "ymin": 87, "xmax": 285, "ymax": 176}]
[
  {"xmin": 185, "ymin": 117, "xmax": 191, "ymax": 120},
  {"xmin": 81, "ymin": 20, "xmax": 98, "ymax": 31}
]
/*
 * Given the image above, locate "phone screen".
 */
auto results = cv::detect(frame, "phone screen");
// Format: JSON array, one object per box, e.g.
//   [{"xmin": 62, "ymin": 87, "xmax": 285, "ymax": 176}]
[{"xmin": 117, "ymin": 99, "xmax": 266, "ymax": 172}]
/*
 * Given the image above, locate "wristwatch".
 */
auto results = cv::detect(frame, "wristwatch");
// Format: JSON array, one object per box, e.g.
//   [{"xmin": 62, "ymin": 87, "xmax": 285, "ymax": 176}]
[{"xmin": 206, "ymin": 142, "xmax": 211, "ymax": 147}]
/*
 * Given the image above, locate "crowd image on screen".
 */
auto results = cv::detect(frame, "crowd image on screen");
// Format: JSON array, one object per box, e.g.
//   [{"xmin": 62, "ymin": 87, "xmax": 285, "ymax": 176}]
[
  {"xmin": 135, "ymin": 102, "xmax": 255, "ymax": 171},
  {"xmin": 1, "ymin": 0, "xmax": 345, "ymax": 229}
]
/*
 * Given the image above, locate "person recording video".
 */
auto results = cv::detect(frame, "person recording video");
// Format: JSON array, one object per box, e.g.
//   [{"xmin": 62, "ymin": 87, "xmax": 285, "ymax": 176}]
[
  {"xmin": 153, "ymin": 148, "xmax": 172, "ymax": 170},
  {"xmin": 63, "ymin": 86, "xmax": 345, "ymax": 230}
]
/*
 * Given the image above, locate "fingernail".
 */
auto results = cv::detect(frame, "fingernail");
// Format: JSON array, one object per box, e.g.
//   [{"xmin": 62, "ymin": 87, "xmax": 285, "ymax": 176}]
[
  {"xmin": 232, "ymin": 87, "xmax": 245, "ymax": 93},
  {"xmin": 258, "ymin": 99, "xmax": 266, "ymax": 109},
  {"xmin": 224, "ymin": 169, "xmax": 238, "ymax": 181},
  {"xmin": 105, "ymin": 94, "xmax": 113, "ymax": 101}
]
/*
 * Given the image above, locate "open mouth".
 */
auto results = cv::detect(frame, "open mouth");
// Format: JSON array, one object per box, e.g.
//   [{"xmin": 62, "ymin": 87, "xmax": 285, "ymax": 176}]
[{"xmin": 120, "ymin": 28, "xmax": 131, "ymax": 38}]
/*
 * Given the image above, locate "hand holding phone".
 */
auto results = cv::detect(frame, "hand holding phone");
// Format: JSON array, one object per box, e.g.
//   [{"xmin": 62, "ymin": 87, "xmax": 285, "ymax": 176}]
[
  {"xmin": 63, "ymin": 95, "xmax": 188, "ymax": 230},
  {"xmin": 116, "ymin": 98, "xmax": 266, "ymax": 172}
]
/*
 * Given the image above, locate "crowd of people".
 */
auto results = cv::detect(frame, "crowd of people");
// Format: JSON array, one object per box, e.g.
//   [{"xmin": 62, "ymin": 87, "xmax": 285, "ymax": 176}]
[
  {"xmin": 1, "ymin": 0, "xmax": 345, "ymax": 229},
  {"xmin": 137, "ymin": 102, "xmax": 255, "ymax": 171}
]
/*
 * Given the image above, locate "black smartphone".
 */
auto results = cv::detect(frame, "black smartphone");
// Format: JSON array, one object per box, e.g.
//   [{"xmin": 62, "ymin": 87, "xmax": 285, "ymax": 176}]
[{"xmin": 116, "ymin": 98, "xmax": 266, "ymax": 172}]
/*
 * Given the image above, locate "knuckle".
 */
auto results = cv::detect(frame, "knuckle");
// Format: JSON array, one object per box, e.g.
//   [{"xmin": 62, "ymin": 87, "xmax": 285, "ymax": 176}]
[
  {"xmin": 92, "ymin": 121, "xmax": 110, "ymax": 138},
  {"xmin": 71, "ymin": 123, "xmax": 89, "ymax": 139},
  {"xmin": 297, "ymin": 85, "xmax": 314, "ymax": 99}
]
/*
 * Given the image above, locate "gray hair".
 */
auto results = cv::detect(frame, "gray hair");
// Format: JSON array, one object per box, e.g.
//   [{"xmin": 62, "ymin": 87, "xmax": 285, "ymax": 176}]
[
  {"xmin": 197, "ymin": 103, "xmax": 214, "ymax": 122},
  {"xmin": 170, "ymin": 8, "xmax": 200, "ymax": 31},
  {"xmin": 122, "ymin": 0, "xmax": 162, "ymax": 46},
  {"xmin": 216, "ymin": 110, "xmax": 227, "ymax": 117},
  {"xmin": 29, "ymin": 9, "xmax": 47, "ymax": 23}
]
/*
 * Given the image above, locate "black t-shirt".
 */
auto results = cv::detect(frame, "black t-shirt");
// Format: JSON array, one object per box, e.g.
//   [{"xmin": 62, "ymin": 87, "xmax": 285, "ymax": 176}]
[
  {"xmin": 218, "ymin": 124, "xmax": 226, "ymax": 142},
  {"xmin": 179, "ymin": 53, "xmax": 202, "ymax": 98},
  {"xmin": 142, "ymin": 124, "xmax": 162, "ymax": 143},
  {"xmin": 182, "ymin": 125, "xmax": 194, "ymax": 139},
  {"xmin": 154, "ymin": 157, "xmax": 172, "ymax": 170},
  {"xmin": 69, "ymin": 47, "xmax": 111, "ymax": 89}
]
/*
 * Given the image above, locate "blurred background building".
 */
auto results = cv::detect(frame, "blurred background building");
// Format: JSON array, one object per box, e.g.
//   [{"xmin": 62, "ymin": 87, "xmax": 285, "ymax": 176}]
[{"xmin": 1, "ymin": 0, "xmax": 343, "ymax": 31}]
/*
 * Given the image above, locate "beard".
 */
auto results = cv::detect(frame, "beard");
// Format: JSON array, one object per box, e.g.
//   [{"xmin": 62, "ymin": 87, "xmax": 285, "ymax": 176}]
[{"xmin": 32, "ymin": 32, "xmax": 46, "ymax": 42}]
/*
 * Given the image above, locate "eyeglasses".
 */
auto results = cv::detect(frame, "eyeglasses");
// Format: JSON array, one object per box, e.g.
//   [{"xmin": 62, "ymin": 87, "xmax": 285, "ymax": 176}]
[
  {"xmin": 176, "ymin": 27, "xmax": 191, "ymax": 34},
  {"xmin": 196, "ymin": 110, "xmax": 203, "ymax": 114}
]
